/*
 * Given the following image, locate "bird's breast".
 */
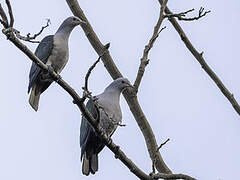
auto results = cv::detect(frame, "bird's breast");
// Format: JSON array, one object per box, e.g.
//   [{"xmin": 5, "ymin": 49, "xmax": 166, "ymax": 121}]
[
  {"xmin": 46, "ymin": 37, "xmax": 69, "ymax": 73},
  {"xmin": 98, "ymin": 103, "xmax": 122, "ymax": 136}
]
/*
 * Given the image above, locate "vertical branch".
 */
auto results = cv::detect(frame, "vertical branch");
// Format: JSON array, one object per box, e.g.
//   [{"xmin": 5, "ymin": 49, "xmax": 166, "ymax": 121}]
[
  {"xmin": 5, "ymin": 0, "xmax": 14, "ymax": 27},
  {"xmin": 134, "ymin": 0, "xmax": 168, "ymax": 91},
  {"xmin": 0, "ymin": 3, "xmax": 9, "ymax": 28}
]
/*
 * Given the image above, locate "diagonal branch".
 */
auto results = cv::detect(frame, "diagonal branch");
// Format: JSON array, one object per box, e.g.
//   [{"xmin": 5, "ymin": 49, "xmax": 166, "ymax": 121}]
[
  {"xmin": 157, "ymin": 0, "xmax": 240, "ymax": 116},
  {"xmin": 66, "ymin": 0, "xmax": 172, "ymax": 174}
]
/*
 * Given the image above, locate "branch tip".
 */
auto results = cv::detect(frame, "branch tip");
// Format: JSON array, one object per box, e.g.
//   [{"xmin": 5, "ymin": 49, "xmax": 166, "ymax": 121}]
[
  {"xmin": 157, "ymin": 138, "xmax": 170, "ymax": 152},
  {"xmin": 165, "ymin": 7, "xmax": 210, "ymax": 21},
  {"xmin": 104, "ymin": 42, "xmax": 110, "ymax": 49}
]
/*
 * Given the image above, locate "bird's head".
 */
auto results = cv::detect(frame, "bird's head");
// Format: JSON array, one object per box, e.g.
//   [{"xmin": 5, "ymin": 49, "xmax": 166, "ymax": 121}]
[
  {"xmin": 63, "ymin": 16, "xmax": 85, "ymax": 28},
  {"xmin": 106, "ymin": 77, "xmax": 132, "ymax": 93},
  {"xmin": 56, "ymin": 16, "xmax": 86, "ymax": 35}
]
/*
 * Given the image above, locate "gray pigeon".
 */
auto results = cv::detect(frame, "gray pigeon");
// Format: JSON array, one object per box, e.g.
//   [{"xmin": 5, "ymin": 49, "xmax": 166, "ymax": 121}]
[
  {"xmin": 80, "ymin": 77, "xmax": 131, "ymax": 175},
  {"xmin": 28, "ymin": 16, "xmax": 84, "ymax": 111}
]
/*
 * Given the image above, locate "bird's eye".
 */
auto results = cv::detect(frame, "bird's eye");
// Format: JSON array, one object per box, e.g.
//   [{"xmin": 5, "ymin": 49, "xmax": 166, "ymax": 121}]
[
  {"xmin": 121, "ymin": 80, "xmax": 125, "ymax": 84},
  {"xmin": 73, "ymin": 17, "xmax": 77, "ymax": 21}
]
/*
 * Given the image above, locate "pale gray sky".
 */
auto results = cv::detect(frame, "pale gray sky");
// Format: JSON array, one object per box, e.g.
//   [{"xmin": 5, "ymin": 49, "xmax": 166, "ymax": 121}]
[{"xmin": 0, "ymin": 0, "xmax": 240, "ymax": 179}]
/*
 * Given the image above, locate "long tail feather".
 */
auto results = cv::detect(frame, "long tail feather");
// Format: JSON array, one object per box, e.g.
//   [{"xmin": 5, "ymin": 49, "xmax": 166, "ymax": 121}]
[
  {"xmin": 90, "ymin": 154, "xmax": 98, "ymax": 174},
  {"xmin": 82, "ymin": 153, "xmax": 90, "ymax": 176},
  {"xmin": 29, "ymin": 84, "xmax": 41, "ymax": 111}
]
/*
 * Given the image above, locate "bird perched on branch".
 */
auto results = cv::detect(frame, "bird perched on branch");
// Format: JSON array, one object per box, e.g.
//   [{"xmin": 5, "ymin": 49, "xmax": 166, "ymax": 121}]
[
  {"xmin": 28, "ymin": 16, "xmax": 85, "ymax": 111},
  {"xmin": 80, "ymin": 77, "xmax": 131, "ymax": 175}
]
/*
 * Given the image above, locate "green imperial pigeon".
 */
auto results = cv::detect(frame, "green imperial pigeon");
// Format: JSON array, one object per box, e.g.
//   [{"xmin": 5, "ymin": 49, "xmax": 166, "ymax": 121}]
[
  {"xmin": 80, "ymin": 77, "xmax": 131, "ymax": 175},
  {"xmin": 28, "ymin": 16, "xmax": 84, "ymax": 111}
]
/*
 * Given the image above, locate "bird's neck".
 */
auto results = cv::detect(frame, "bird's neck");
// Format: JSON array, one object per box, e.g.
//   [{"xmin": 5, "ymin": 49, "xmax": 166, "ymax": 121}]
[
  {"xmin": 103, "ymin": 88, "xmax": 121, "ymax": 102},
  {"xmin": 55, "ymin": 25, "xmax": 74, "ymax": 41}
]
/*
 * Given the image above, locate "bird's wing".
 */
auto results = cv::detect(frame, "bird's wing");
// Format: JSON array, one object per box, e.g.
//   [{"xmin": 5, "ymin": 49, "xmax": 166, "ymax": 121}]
[
  {"xmin": 80, "ymin": 99, "xmax": 99, "ymax": 152},
  {"xmin": 28, "ymin": 35, "xmax": 54, "ymax": 93}
]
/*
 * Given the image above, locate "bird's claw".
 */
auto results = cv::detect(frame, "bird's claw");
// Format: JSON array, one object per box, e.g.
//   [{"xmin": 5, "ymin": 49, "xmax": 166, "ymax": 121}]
[
  {"xmin": 47, "ymin": 65, "xmax": 54, "ymax": 73},
  {"xmin": 46, "ymin": 65, "xmax": 61, "ymax": 82}
]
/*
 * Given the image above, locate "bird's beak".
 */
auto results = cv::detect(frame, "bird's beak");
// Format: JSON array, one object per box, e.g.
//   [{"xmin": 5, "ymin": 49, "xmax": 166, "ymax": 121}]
[
  {"xmin": 79, "ymin": 19, "xmax": 86, "ymax": 25},
  {"xmin": 123, "ymin": 83, "xmax": 134, "ymax": 92}
]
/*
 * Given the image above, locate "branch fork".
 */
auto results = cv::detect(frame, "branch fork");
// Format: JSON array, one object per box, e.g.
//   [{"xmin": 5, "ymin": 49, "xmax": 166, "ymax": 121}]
[{"xmin": 164, "ymin": 7, "xmax": 211, "ymax": 21}]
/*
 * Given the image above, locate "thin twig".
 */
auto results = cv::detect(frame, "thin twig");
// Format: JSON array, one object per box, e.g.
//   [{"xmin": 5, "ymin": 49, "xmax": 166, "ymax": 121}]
[
  {"xmin": 151, "ymin": 138, "xmax": 170, "ymax": 175},
  {"xmin": 158, "ymin": 0, "xmax": 240, "ymax": 116},
  {"xmin": 5, "ymin": 0, "xmax": 13, "ymax": 27},
  {"xmin": 13, "ymin": 19, "xmax": 51, "ymax": 43},
  {"xmin": 133, "ymin": 0, "xmax": 168, "ymax": 92},
  {"xmin": 84, "ymin": 43, "xmax": 110, "ymax": 92},
  {"xmin": 157, "ymin": 138, "xmax": 170, "ymax": 152},
  {"xmin": 84, "ymin": 57, "xmax": 101, "ymax": 92},
  {"xmin": 164, "ymin": 7, "xmax": 211, "ymax": 21}
]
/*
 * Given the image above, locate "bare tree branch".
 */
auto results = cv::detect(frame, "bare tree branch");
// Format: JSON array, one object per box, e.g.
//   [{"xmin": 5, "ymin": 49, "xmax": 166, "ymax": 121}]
[
  {"xmin": 134, "ymin": 0, "xmax": 168, "ymax": 91},
  {"xmin": 84, "ymin": 43, "xmax": 110, "ymax": 93},
  {"xmin": 164, "ymin": 7, "xmax": 210, "ymax": 21},
  {"xmin": 0, "ymin": 3, "xmax": 9, "ymax": 28},
  {"xmin": 1, "ymin": 1, "xmax": 49, "ymax": 43},
  {"xmin": 157, "ymin": 0, "xmax": 240, "ymax": 116},
  {"xmin": 66, "ymin": 0, "xmax": 172, "ymax": 174},
  {"xmin": 12, "ymin": 19, "xmax": 51, "ymax": 43},
  {"xmin": 1, "ymin": 1, "xmax": 50, "ymax": 43},
  {"xmin": 5, "ymin": 0, "xmax": 13, "ymax": 27}
]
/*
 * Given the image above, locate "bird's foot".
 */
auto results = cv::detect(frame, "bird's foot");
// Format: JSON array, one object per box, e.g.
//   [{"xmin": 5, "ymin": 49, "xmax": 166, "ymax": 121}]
[
  {"xmin": 46, "ymin": 65, "xmax": 62, "ymax": 82},
  {"xmin": 47, "ymin": 65, "xmax": 55, "ymax": 74}
]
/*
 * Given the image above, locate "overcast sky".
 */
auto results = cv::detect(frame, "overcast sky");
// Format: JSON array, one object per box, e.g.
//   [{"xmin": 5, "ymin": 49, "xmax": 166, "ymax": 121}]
[{"xmin": 0, "ymin": 0, "xmax": 240, "ymax": 180}]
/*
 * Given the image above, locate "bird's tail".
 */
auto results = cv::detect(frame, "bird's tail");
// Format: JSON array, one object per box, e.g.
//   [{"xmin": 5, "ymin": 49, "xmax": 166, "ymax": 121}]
[
  {"xmin": 29, "ymin": 83, "xmax": 41, "ymax": 111},
  {"xmin": 82, "ymin": 152, "xmax": 98, "ymax": 176}
]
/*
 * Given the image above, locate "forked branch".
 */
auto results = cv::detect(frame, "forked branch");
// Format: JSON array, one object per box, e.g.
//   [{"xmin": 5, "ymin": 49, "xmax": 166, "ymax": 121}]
[
  {"xmin": 14, "ymin": 19, "xmax": 51, "ymax": 43},
  {"xmin": 164, "ymin": 7, "xmax": 211, "ymax": 21},
  {"xmin": 157, "ymin": 0, "xmax": 240, "ymax": 116},
  {"xmin": 0, "ymin": 1, "xmax": 50, "ymax": 43}
]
